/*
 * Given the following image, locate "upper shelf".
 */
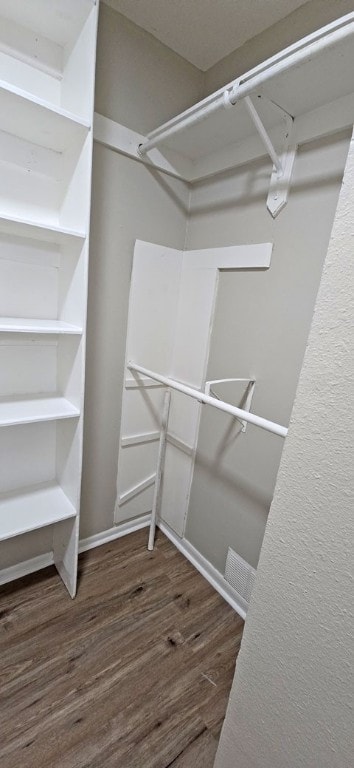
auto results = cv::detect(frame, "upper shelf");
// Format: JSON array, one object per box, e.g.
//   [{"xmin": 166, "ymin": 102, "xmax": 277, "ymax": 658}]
[
  {"xmin": 0, "ymin": 394, "xmax": 80, "ymax": 427},
  {"xmin": 0, "ymin": 79, "xmax": 90, "ymax": 152},
  {"xmin": 0, "ymin": 481, "xmax": 77, "ymax": 542},
  {"xmin": 0, "ymin": 0, "xmax": 97, "ymax": 122},
  {"xmin": 137, "ymin": 14, "xmax": 354, "ymax": 179},
  {"xmin": 0, "ymin": 0, "xmax": 95, "ymax": 51},
  {"xmin": 0, "ymin": 213, "xmax": 86, "ymax": 245},
  {"xmin": 0, "ymin": 318, "xmax": 83, "ymax": 334}
]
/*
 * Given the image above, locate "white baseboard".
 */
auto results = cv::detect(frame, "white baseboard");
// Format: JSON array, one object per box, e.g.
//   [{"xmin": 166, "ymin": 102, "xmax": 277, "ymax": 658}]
[
  {"xmin": 0, "ymin": 552, "xmax": 54, "ymax": 586},
  {"xmin": 0, "ymin": 514, "xmax": 247, "ymax": 618},
  {"xmin": 79, "ymin": 514, "xmax": 151, "ymax": 553},
  {"xmin": 158, "ymin": 520, "xmax": 248, "ymax": 619},
  {"xmin": 0, "ymin": 515, "xmax": 150, "ymax": 587}
]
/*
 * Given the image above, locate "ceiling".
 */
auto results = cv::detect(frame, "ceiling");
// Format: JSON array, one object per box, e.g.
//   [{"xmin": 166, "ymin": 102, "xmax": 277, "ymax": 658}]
[{"xmin": 103, "ymin": 0, "xmax": 310, "ymax": 71}]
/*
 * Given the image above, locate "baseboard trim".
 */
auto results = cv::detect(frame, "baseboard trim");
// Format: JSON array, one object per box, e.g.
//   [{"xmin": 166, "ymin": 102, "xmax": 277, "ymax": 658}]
[
  {"xmin": 157, "ymin": 520, "xmax": 248, "ymax": 619},
  {"xmin": 0, "ymin": 515, "xmax": 151, "ymax": 587},
  {"xmin": 79, "ymin": 515, "xmax": 151, "ymax": 553},
  {"xmin": 0, "ymin": 515, "xmax": 247, "ymax": 618},
  {"xmin": 0, "ymin": 552, "xmax": 54, "ymax": 586}
]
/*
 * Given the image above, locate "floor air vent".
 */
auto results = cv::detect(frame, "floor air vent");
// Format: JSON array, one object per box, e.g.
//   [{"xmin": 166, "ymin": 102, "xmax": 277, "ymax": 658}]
[{"xmin": 224, "ymin": 547, "xmax": 256, "ymax": 604}]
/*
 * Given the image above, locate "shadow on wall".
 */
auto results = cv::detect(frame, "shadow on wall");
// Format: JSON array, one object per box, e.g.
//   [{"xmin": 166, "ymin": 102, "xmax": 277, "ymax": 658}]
[
  {"xmin": 144, "ymin": 164, "xmax": 190, "ymax": 216},
  {"xmin": 193, "ymin": 444, "xmax": 275, "ymax": 512},
  {"xmin": 188, "ymin": 137, "xmax": 347, "ymax": 218}
]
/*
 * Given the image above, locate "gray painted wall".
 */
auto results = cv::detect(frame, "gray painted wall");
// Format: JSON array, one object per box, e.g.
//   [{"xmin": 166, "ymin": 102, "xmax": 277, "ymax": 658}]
[
  {"xmin": 185, "ymin": 131, "xmax": 350, "ymax": 571},
  {"xmin": 81, "ymin": 149, "xmax": 190, "ymax": 538},
  {"xmin": 95, "ymin": 4, "xmax": 204, "ymax": 134},
  {"xmin": 81, "ymin": 4, "xmax": 203, "ymax": 539},
  {"xmin": 204, "ymin": 0, "xmax": 354, "ymax": 95},
  {"xmin": 215, "ymin": 127, "xmax": 354, "ymax": 768}
]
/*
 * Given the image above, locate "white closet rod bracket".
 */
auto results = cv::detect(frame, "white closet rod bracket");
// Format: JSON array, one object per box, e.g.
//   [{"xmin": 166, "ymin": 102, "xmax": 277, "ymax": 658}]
[
  {"xmin": 205, "ymin": 378, "xmax": 256, "ymax": 433},
  {"xmin": 138, "ymin": 15, "xmax": 354, "ymax": 159},
  {"xmin": 139, "ymin": 88, "xmax": 297, "ymax": 217},
  {"xmin": 128, "ymin": 364, "xmax": 288, "ymax": 438},
  {"xmin": 266, "ymin": 109, "xmax": 297, "ymax": 218},
  {"xmin": 242, "ymin": 96, "xmax": 283, "ymax": 177},
  {"xmin": 228, "ymin": 90, "xmax": 297, "ymax": 217}
]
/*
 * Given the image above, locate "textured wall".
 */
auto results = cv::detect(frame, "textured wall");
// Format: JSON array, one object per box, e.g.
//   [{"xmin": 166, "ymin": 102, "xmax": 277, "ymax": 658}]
[{"xmin": 215, "ymin": 130, "xmax": 354, "ymax": 768}]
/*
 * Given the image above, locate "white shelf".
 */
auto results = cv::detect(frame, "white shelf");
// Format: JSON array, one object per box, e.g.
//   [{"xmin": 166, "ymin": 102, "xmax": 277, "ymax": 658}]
[
  {"xmin": 0, "ymin": 213, "xmax": 86, "ymax": 245},
  {"xmin": 0, "ymin": 0, "xmax": 95, "ymax": 51},
  {"xmin": 0, "ymin": 318, "xmax": 83, "ymax": 334},
  {"xmin": 0, "ymin": 79, "xmax": 90, "ymax": 152},
  {"xmin": 139, "ymin": 14, "xmax": 354, "ymax": 177},
  {"xmin": 0, "ymin": 0, "xmax": 98, "ymax": 598},
  {"xmin": 0, "ymin": 394, "xmax": 80, "ymax": 427},
  {"xmin": 0, "ymin": 481, "xmax": 77, "ymax": 542}
]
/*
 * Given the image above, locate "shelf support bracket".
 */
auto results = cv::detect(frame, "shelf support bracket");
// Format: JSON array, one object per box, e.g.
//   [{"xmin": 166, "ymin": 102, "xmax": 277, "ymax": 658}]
[
  {"xmin": 204, "ymin": 378, "xmax": 256, "ymax": 434},
  {"xmin": 244, "ymin": 95, "xmax": 297, "ymax": 218},
  {"xmin": 266, "ymin": 106, "xmax": 297, "ymax": 219},
  {"xmin": 225, "ymin": 91, "xmax": 297, "ymax": 218},
  {"xmin": 243, "ymin": 96, "xmax": 283, "ymax": 177}
]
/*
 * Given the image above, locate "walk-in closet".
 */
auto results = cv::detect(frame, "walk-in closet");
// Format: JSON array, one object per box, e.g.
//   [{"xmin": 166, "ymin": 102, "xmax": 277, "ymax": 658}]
[{"xmin": 1, "ymin": 2, "xmax": 354, "ymax": 767}]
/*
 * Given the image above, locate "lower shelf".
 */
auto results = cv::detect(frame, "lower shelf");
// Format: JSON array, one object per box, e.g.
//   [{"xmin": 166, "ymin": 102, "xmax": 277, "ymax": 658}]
[
  {"xmin": 0, "ymin": 395, "xmax": 80, "ymax": 427},
  {"xmin": 0, "ymin": 482, "xmax": 77, "ymax": 542},
  {"xmin": 0, "ymin": 318, "xmax": 83, "ymax": 334}
]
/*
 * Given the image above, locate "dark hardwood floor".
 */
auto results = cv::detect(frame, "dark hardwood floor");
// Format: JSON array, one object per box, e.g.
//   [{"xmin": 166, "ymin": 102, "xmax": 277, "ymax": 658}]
[{"xmin": 0, "ymin": 529, "xmax": 244, "ymax": 767}]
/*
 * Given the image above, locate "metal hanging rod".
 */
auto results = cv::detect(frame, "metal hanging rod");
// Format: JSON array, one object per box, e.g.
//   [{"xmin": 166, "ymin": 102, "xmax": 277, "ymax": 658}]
[
  {"xmin": 128, "ymin": 363, "xmax": 288, "ymax": 439},
  {"xmin": 138, "ymin": 13, "xmax": 354, "ymax": 158}
]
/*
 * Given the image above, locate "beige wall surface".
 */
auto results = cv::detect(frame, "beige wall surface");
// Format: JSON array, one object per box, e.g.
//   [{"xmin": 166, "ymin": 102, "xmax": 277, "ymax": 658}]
[
  {"xmin": 81, "ymin": 147, "xmax": 189, "ymax": 537},
  {"xmin": 204, "ymin": 0, "xmax": 354, "ymax": 95},
  {"xmin": 185, "ymin": 130, "xmax": 350, "ymax": 571},
  {"xmin": 95, "ymin": 4, "xmax": 204, "ymax": 134},
  {"xmin": 215, "ymin": 129, "xmax": 354, "ymax": 768},
  {"xmin": 80, "ymin": 3, "xmax": 201, "ymax": 538}
]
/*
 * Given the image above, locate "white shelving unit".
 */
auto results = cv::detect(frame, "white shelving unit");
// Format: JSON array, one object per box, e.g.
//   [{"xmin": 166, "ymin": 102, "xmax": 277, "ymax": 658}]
[{"xmin": 0, "ymin": 0, "xmax": 99, "ymax": 597}]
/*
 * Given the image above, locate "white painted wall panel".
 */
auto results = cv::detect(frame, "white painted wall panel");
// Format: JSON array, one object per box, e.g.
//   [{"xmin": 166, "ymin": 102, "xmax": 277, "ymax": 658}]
[{"xmin": 116, "ymin": 239, "xmax": 271, "ymax": 534}]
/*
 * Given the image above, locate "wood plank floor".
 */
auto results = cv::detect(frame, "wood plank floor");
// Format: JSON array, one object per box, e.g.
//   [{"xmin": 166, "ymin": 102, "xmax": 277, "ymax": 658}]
[{"xmin": 0, "ymin": 529, "xmax": 244, "ymax": 768}]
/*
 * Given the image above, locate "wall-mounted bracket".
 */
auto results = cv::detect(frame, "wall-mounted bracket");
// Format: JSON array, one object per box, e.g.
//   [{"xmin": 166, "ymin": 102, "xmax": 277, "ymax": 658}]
[
  {"xmin": 204, "ymin": 378, "xmax": 256, "ymax": 433},
  {"xmin": 253, "ymin": 96, "xmax": 298, "ymax": 218},
  {"xmin": 227, "ymin": 91, "xmax": 297, "ymax": 218},
  {"xmin": 266, "ymin": 112, "xmax": 297, "ymax": 218}
]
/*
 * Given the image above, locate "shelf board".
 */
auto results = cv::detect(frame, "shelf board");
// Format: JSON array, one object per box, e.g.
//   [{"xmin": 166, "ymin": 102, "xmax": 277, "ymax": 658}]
[
  {"xmin": 0, "ymin": 1, "xmax": 94, "ymax": 50},
  {"xmin": 0, "ymin": 394, "xmax": 80, "ymax": 427},
  {"xmin": 0, "ymin": 481, "xmax": 77, "ymax": 542},
  {"xmin": 0, "ymin": 318, "xmax": 83, "ymax": 334},
  {"xmin": 0, "ymin": 213, "xmax": 86, "ymax": 245},
  {"xmin": 0, "ymin": 79, "xmax": 90, "ymax": 152},
  {"xmin": 143, "ymin": 15, "xmax": 354, "ymax": 166}
]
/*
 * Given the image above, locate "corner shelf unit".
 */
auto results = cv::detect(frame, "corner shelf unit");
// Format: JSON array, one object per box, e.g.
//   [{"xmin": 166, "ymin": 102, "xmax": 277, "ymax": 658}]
[{"xmin": 0, "ymin": 0, "xmax": 99, "ymax": 597}]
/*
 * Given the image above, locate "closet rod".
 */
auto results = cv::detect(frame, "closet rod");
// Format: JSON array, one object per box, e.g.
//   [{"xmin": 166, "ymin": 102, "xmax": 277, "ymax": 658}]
[
  {"xmin": 128, "ymin": 363, "xmax": 288, "ymax": 438},
  {"xmin": 138, "ymin": 13, "xmax": 354, "ymax": 156}
]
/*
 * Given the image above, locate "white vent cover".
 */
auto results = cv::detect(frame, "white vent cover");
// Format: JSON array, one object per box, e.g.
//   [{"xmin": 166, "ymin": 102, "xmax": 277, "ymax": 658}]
[{"xmin": 224, "ymin": 547, "xmax": 256, "ymax": 604}]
